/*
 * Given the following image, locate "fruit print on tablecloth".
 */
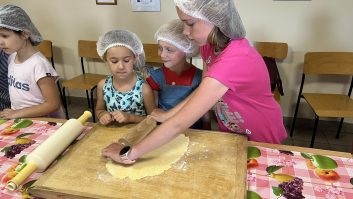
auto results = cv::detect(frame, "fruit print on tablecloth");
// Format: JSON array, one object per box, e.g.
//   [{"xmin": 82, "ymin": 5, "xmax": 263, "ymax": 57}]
[
  {"xmin": 247, "ymin": 146, "xmax": 353, "ymax": 199},
  {"xmin": 0, "ymin": 119, "xmax": 91, "ymax": 199}
]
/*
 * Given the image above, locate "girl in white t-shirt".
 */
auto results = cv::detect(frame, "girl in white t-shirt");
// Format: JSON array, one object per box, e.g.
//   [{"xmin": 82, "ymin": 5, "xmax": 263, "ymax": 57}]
[{"xmin": 0, "ymin": 5, "xmax": 64, "ymax": 119}]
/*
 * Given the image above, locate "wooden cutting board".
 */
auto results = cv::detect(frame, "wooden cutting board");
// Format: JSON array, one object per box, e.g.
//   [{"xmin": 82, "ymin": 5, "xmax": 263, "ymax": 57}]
[{"xmin": 30, "ymin": 123, "xmax": 248, "ymax": 199}]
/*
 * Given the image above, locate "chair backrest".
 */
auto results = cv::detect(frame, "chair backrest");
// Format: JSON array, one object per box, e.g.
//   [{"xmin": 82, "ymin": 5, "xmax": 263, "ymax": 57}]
[
  {"xmin": 77, "ymin": 40, "xmax": 101, "ymax": 74},
  {"xmin": 35, "ymin": 40, "xmax": 55, "ymax": 68},
  {"xmin": 143, "ymin": 43, "xmax": 163, "ymax": 65},
  {"xmin": 304, "ymin": 52, "xmax": 353, "ymax": 75},
  {"xmin": 255, "ymin": 42, "xmax": 288, "ymax": 60},
  {"xmin": 78, "ymin": 40, "xmax": 100, "ymax": 59},
  {"xmin": 35, "ymin": 40, "xmax": 64, "ymax": 102}
]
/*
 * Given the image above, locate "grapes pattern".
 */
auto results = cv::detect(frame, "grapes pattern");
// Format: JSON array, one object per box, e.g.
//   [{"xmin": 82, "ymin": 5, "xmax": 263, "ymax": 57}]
[
  {"xmin": 47, "ymin": 121, "xmax": 57, "ymax": 126},
  {"xmin": 278, "ymin": 177, "xmax": 304, "ymax": 199},
  {"xmin": 279, "ymin": 150, "xmax": 294, "ymax": 156},
  {"xmin": 4, "ymin": 140, "xmax": 36, "ymax": 159}
]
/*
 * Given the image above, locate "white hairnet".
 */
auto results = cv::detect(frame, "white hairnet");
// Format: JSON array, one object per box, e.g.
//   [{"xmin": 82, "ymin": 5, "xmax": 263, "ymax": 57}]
[
  {"xmin": 97, "ymin": 30, "xmax": 146, "ymax": 71},
  {"xmin": 155, "ymin": 19, "xmax": 196, "ymax": 57},
  {"xmin": 174, "ymin": 0, "xmax": 246, "ymax": 39},
  {"xmin": 0, "ymin": 5, "xmax": 42, "ymax": 46}
]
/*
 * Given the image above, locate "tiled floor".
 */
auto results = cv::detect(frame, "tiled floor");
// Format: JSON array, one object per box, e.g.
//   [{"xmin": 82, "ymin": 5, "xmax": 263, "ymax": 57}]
[{"xmin": 64, "ymin": 97, "xmax": 353, "ymax": 154}]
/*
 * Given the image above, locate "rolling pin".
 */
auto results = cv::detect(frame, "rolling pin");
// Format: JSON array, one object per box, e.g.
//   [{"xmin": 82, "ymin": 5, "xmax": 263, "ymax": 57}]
[{"xmin": 6, "ymin": 111, "xmax": 92, "ymax": 191}]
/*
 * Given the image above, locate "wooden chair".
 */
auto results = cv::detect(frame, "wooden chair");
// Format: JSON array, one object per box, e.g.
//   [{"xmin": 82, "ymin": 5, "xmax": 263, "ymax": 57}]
[
  {"xmin": 254, "ymin": 41, "xmax": 288, "ymax": 103},
  {"xmin": 143, "ymin": 43, "xmax": 163, "ymax": 66},
  {"xmin": 35, "ymin": 40, "xmax": 64, "ymax": 103},
  {"xmin": 61, "ymin": 40, "xmax": 106, "ymax": 122},
  {"xmin": 290, "ymin": 52, "xmax": 353, "ymax": 148}
]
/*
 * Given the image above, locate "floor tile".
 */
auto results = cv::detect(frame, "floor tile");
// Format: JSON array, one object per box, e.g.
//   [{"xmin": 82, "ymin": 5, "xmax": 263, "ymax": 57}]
[
  {"xmin": 325, "ymin": 131, "xmax": 353, "ymax": 146},
  {"xmin": 292, "ymin": 140, "xmax": 332, "ymax": 150},
  {"xmin": 281, "ymin": 137, "xmax": 293, "ymax": 146},
  {"xmin": 330, "ymin": 144, "xmax": 352, "ymax": 153},
  {"xmin": 289, "ymin": 128, "xmax": 327, "ymax": 143}
]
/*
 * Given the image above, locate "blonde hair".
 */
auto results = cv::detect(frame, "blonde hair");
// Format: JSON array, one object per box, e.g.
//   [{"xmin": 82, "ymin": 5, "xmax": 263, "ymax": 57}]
[{"xmin": 207, "ymin": 27, "xmax": 231, "ymax": 53}]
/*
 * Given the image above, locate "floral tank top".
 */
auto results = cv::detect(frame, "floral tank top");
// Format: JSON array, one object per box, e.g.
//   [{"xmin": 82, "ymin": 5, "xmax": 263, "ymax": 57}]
[{"xmin": 103, "ymin": 75, "xmax": 146, "ymax": 116}]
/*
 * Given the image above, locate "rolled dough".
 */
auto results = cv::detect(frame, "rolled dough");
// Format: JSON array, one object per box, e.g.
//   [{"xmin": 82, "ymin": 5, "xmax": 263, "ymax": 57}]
[{"xmin": 106, "ymin": 134, "xmax": 189, "ymax": 180}]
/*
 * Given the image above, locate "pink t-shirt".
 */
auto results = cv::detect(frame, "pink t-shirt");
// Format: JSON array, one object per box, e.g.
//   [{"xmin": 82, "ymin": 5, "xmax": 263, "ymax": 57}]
[{"xmin": 202, "ymin": 38, "xmax": 287, "ymax": 144}]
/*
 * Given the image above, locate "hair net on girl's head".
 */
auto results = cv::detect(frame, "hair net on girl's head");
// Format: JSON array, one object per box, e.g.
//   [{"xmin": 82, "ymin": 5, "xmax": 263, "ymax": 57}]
[
  {"xmin": 155, "ymin": 19, "xmax": 196, "ymax": 57},
  {"xmin": 97, "ymin": 30, "xmax": 146, "ymax": 71},
  {"xmin": 174, "ymin": 0, "xmax": 246, "ymax": 39},
  {"xmin": 0, "ymin": 5, "xmax": 42, "ymax": 46}
]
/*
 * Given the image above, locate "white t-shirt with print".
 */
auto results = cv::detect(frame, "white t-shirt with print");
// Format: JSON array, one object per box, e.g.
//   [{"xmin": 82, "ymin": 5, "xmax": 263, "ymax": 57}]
[{"xmin": 8, "ymin": 52, "xmax": 64, "ymax": 118}]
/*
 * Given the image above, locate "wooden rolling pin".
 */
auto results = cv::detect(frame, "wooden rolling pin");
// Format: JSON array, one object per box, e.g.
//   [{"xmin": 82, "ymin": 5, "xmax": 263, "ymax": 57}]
[{"xmin": 6, "ymin": 111, "xmax": 92, "ymax": 191}]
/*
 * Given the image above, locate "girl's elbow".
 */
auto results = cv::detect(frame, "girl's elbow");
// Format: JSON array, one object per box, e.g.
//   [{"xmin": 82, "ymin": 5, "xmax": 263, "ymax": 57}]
[{"xmin": 47, "ymin": 100, "xmax": 61, "ymax": 113}]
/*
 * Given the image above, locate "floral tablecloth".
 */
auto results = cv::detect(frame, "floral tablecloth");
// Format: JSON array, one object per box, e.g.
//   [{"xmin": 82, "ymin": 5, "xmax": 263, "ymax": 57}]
[
  {"xmin": 0, "ymin": 119, "xmax": 91, "ymax": 199},
  {"xmin": 247, "ymin": 146, "xmax": 353, "ymax": 199}
]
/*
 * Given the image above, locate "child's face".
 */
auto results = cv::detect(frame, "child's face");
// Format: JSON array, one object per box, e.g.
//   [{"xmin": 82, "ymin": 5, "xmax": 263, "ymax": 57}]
[
  {"xmin": 158, "ymin": 40, "xmax": 186, "ymax": 70},
  {"xmin": 0, "ymin": 28, "xmax": 28, "ymax": 54},
  {"xmin": 105, "ymin": 46, "xmax": 136, "ymax": 80},
  {"xmin": 176, "ymin": 7, "xmax": 214, "ymax": 46}
]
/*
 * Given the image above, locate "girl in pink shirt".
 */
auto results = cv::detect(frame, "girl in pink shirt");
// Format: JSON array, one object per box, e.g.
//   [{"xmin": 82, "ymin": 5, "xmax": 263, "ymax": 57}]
[{"xmin": 102, "ymin": 0, "xmax": 287, "ymax": 165}]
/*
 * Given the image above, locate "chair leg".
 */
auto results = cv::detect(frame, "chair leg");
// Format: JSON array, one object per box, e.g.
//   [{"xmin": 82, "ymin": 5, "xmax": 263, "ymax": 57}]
[
  {"xmin": 336, "ymin": 118, "xmax": 344, "ymax": 139},
  {"xmin": 86, "ymin": 90, "xmax": 91, "ymax": 108},
  {"xmin": 90, "ymin": 89, "xmax": 96, "ymax": 122},
  {"xmin": 290, "ymin": 98, "xmax": 301, "ymax": 137},
  {"xmin": 310, "ymin": 116, "xmax": 320, "ymax": 148},
  {"xmin": 62, "ymin": 87, "xmax": 69, "ymax": 119},
  {"xmin": 56, "ymin": 82, "xmax": 64, "ymax": 104}
]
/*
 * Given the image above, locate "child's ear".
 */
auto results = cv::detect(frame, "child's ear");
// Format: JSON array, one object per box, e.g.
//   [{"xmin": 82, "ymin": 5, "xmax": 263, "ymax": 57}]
[
  {"xmin": 133, "ymin": 55, "xmax": 138, "ymax": 64},
  {"xmin": 21, "ymin": 31, "xmax": 31, "ymax": 40}
]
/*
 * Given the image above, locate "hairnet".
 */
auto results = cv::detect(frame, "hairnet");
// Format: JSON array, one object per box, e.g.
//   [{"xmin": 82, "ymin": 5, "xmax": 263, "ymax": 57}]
[
  {"xmin": 174, "ymin": 0, "xmax": 246, "ymax": 39},
  {"xmin": 0, "ymin": 5, "xmax": 42, "ymax": 46},
  {"xmin": 97, "ymin": 30, "xmax": 146, "ymax": 71},
  {"xmin": 155, "ymin": 19, "xmax": 196, "ymax": 57}
]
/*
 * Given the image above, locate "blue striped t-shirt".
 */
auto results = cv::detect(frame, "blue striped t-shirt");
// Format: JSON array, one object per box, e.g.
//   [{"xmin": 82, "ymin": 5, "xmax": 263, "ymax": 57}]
[{"xmin": 0, "ymin": 49, "xmax": 10, "ymax": 111}]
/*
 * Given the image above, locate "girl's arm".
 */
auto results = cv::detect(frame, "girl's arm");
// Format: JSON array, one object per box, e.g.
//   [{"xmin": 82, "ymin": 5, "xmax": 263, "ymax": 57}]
[
  {"xmin": 151, "ymin": 61, "xmax": 209, "ymax": 122},
  {"xmin": 201, "ymin": 60, "xmax": 212, "ymax": 130},
  {"xmin": 111, "ymin": 83, "xmax": 156, "ymax": 124},
  {"xmin": 95, "ymin": 78, "xmax": 113, "ymax": 125},
  {"xmin": 150, "ymin": 89, "xmax": 192, "ymax": 122},
  {"xmin": 142, "ymin": 83, "xmax": 157, "ymax": 114},
  {"xmin": 6, "ymin": 77, "xmax": 61, "ymax": 118},
  {"xmin": 130, "ymin": 77, "xmax": 228, "ymax": 160},
  {"xmin": 153, "ymin": 90, "xmax": 159, "ymax": 107}
]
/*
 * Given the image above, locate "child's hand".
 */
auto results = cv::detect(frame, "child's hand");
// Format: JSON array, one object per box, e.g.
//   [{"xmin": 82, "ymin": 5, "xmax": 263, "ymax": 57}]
[
  {"xmin": 0, "ymin": 109, "xmax": 16, "ymax": 119},
  {"xmin": 150, "ymin": 108, "xmax": 168, "ymax": 122},
  {"xmin": 111, "ymin": 111, "xmax": 130, "ymax": 123},
  {"xmin": 101, "ymin": 142, "xmax": 135, "ymax": 165},
  {"xmin": 99, "ymin": 112, "xmax": 113, "ymax": 125}
]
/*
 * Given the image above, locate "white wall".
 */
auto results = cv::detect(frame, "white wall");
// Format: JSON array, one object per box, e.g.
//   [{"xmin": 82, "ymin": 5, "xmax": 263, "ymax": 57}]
[{"xmin": 2, "ymin": 0, "xmax": 353, "ymax": 122}]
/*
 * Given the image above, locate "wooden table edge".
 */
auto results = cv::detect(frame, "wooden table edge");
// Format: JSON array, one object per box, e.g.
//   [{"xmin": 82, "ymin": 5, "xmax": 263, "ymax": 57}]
[{"xmin": 248, "ymin": 141, "xmax": 352, "ymax": 158}]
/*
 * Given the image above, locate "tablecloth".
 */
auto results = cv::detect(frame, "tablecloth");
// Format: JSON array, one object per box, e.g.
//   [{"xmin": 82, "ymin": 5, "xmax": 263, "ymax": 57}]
[
  {"xmin": 0, "ymin": 119, "xmax": 91, "ymax": 199},
  {"xmin": 247, "ymin": 146, "xmax": 353, "ymax": 199}
]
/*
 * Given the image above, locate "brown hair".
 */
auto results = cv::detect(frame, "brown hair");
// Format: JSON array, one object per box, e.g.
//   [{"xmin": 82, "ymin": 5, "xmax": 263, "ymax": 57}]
[
  {"xmin": 207, "ymin": 27, "xmax": 230, "ymax": 53},
  {"xmin": 1, "ymin": 27, "xmax": 35, "ymax": 46}
]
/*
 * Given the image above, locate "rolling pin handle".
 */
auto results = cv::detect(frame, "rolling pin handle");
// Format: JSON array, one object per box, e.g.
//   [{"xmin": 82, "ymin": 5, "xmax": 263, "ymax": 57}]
[
  {"xmin": 6, "ymin": 181, "xmax": 17, "ymax": 191},
  {"xmin": 6, "ymin": 162, "xmax": 38, "ymax": 191},
  {"xmin": 77, "ymin": 111, "xmax": 92, "ymax": 124}
]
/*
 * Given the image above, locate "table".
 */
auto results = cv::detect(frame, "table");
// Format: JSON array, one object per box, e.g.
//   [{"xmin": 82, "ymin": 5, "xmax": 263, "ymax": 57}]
[
  {"xmin": 29, "ymin": 123, "xmax": 248, "ymax": 199},
  {"xmin": 0, "ymin": 118, "xmax": 91, "ymax": 199},
  {"xmin": 3, "ymin": 118, "xmax": 352, "ymax": 199}
]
